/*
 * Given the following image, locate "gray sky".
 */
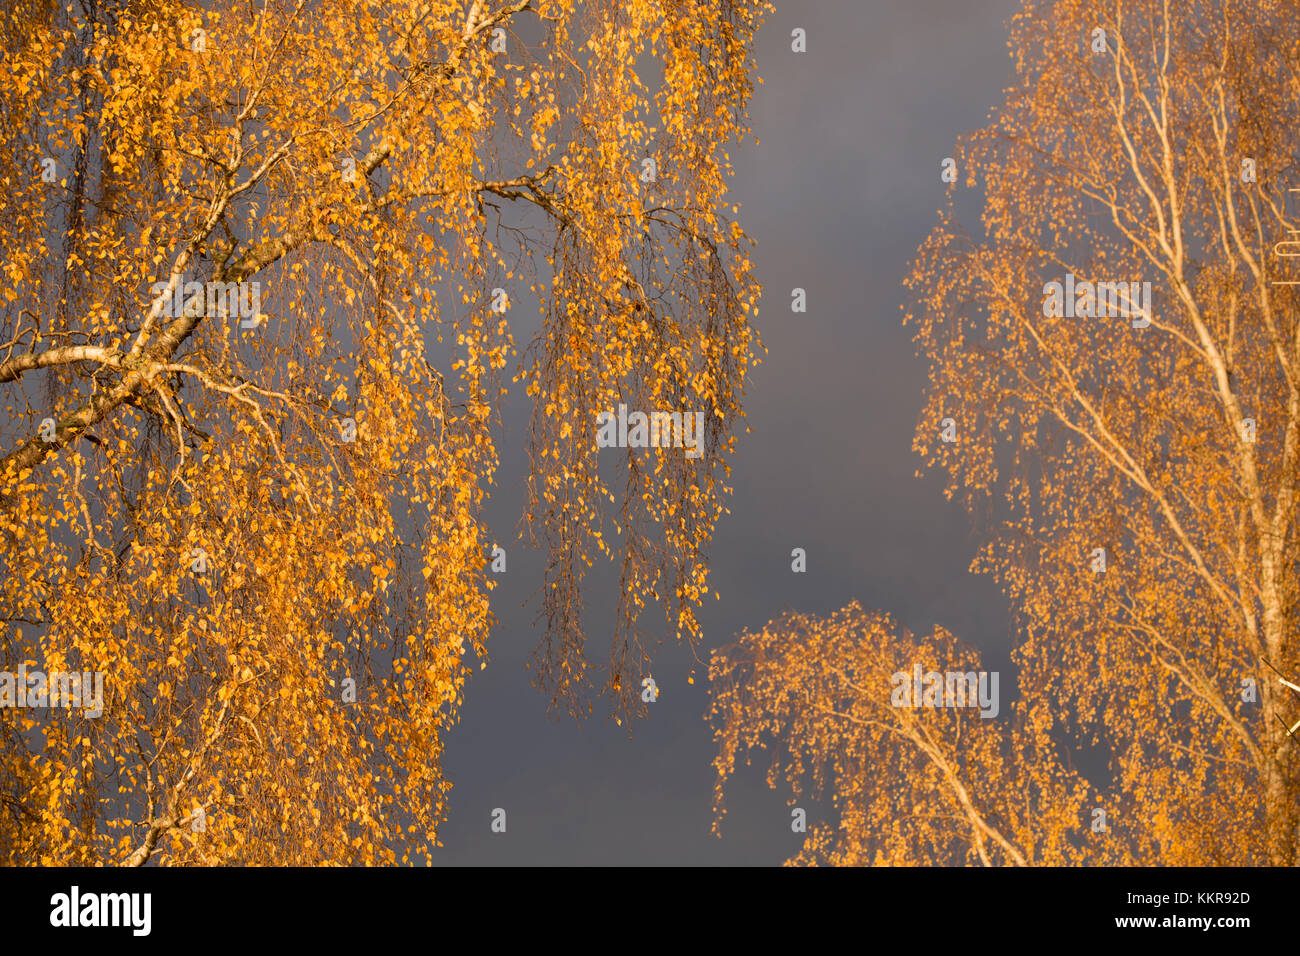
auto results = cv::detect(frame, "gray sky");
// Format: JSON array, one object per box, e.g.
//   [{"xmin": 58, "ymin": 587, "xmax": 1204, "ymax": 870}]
[{"xmin": 433, "ymin": 0, "xmax": 1025, "ymax": 865}]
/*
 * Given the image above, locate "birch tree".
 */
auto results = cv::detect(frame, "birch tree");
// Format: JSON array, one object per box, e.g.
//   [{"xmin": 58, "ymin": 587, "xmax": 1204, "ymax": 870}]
[
  {"xmin": 0, "ymin": 0, "xmax": 766, "ymax": 864},
  {"xmin": 712, "ymin": 0, "xmax": 1298, "ymax": 866}
]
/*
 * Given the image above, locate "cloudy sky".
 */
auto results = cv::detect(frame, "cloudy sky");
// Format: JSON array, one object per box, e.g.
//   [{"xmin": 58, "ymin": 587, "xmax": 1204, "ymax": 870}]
[{"xmin": 433, "ymin": 0, "xmax": 1025, "ymax": 865}]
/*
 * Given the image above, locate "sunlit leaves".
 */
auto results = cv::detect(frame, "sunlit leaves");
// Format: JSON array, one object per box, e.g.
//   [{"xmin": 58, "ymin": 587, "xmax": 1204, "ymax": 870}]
[{"xmin": 0, "ymin": 0, "xmax": 768, "ymax": 864}]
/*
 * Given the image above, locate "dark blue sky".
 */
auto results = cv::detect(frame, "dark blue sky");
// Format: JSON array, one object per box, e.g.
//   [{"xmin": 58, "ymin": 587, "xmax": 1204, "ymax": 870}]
[{"xmin": 433, "ymin": 0, "xmax": 1025, "ymax": 865}]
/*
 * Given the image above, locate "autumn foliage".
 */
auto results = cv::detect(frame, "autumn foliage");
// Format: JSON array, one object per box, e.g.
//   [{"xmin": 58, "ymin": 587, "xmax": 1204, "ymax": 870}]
[
  {"xmin": 0, "ymin": 0, "xmax": 766, "ymax": 864},
  {"xmin": 712, "ymin": 0, "xmax": 1299, "ymax": 866}
]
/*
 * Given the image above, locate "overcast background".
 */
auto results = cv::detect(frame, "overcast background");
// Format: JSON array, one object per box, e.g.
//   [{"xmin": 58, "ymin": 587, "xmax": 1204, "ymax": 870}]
[{"xmin": 433, "ymin": 0, "xmax": 1025, "ymax": 865}]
